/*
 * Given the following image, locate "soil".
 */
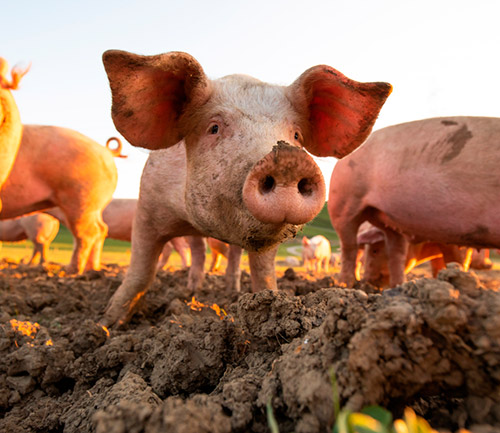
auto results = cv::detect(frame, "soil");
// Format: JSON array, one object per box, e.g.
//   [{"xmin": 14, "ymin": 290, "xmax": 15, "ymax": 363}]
[{"xmin": 1, "ymin": 258, "xmax": 500, "ymax": 433}]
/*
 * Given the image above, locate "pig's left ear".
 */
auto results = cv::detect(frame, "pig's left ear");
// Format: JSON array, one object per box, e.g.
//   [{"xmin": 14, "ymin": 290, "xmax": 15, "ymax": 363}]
[
  {"xmin": 102, "ymin": 50, "xmax": 209, "ymax": 150},
  {"xmin": 288, "ymin": 66, "xmax": 392, "ymax": 158}
]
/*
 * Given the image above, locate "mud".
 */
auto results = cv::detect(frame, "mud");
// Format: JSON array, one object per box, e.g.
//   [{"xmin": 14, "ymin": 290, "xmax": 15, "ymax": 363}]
[{"xmin": 1, "ymin": 259, "xmax": 500, "ymax": 432}]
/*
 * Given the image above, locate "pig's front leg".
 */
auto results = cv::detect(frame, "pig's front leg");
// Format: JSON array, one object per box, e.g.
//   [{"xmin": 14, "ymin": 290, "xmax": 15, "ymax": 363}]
[
  {"xmin": 225, "ymin": 245, "xmax": 242, "ymax": 292},
  {"xmin": 187, "ymin": 236, "xmax": 207, "ymax": 292},
  {"xmin": 101, "ymin": 222, "xmax": 165, "ymax": 328},
  {"xmin": 248, "ymin": 245, "xmax": 278, "ymax": 292}
]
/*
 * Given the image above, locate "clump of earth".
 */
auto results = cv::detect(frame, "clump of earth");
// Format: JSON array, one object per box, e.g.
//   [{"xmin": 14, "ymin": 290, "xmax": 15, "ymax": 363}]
[{"xmin": 1, "ymin": 258, "xmax": 500, "ymax": 433}]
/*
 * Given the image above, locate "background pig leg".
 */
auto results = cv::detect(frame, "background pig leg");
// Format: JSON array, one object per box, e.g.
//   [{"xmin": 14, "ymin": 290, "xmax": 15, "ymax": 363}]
[
  {"xmin": 157, "ymin": 242, "xmax": 173, "ymax": 270},
  {"xmin": 248, "ymin": 245, "xmax": 278, "ymax": 292},
  {"xmin": 187, "ymin": 236, "xmax": 207, "ymax": 292},
  {"xmin": 84, "ymin": 215, "xmax": 108, "ymax": 272},
  {"xmin": 337, "ymin": 220, "xmax": 363, "ymax": 287},
  {"xmin": 209, "ymin": 250, "xmax": 224, "ymax": 272},
  {"xmin": 64, "ymin": 210, "xmax": 106, "ymax": 274},
  {"xmin": 171, "ymin": 237, "xmax": 191, "ymax": 268},
  {"xmin": 384, "ymin": 229, "xmax": 409, "ymax": 287},
  {"xmin": 27, "ymin": 242, "xmax": 44, "ymax": 265},
  {"xmin": 429, "ymin": 256, "xmax": 446, "ymax": 277},
  {"xmin": 225, "ymin": 245, "xmax": 242, "ymax": 292}
]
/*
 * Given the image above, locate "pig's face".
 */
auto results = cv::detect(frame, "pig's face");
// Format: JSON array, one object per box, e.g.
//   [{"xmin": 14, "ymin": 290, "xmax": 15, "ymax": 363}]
[
  {"xmin": 103, "ymin": 50, "xmax": 391, "ymax": 251},
  {"xmin": 182, "ymin": 75, "xmax": 317, "ymax": 250}
]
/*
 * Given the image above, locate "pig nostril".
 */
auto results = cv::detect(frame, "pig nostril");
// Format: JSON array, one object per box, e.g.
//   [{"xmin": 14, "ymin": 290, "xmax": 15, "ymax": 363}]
[
  {"xmin": 259, "ymin": 176, "xmax": 276, "ymax": 194},
  {"xmin": 298, "ymin": 178, "xmax": 314, "ymax": 196}
]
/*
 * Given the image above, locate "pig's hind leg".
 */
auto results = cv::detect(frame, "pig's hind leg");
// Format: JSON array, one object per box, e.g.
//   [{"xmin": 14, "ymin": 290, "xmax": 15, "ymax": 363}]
[
  {"xmin": 65, "ymin": 210, "xmax": 107, "ymax": 274},
  {"xmin": 187, "ymin": 236, "xmax": 207, "ymax": 292},
  {"xmin": 225, "ymin": 245, "xmax": 242, "ymax": 292},
  {"xmin": 383, "ymin": 228, "xmax": 409, "ymax": 287},
  {"xmin": 337, "ymin": 219, "xmax": 363, "ymax": 287}
]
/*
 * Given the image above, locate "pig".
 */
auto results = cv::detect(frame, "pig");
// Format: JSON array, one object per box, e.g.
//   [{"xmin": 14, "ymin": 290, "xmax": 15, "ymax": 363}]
[
  {"xmin": 358, "ymin": 222, "xmax": 493, "ymax": 286},
  {"xmin": 0, "ymin": 58, "xmax": 30, "ymax": 211},
  {"xmin": 0, "ymin": 130, "xmax": 123, "ymax": 274},
  {"xmin": 328, "ymin": 116, "xmax": 500, "ymax": 288},
  {"xmin": 100, "ymin": 49, "xmax": 391, "ymax": 327},
  {"xmin": 302, "ymin": 235, "xmax": 331, "ymax": 273},
  {"xmin": 0, "ymin": 213, "xmax": 59, "ymax": 264}
]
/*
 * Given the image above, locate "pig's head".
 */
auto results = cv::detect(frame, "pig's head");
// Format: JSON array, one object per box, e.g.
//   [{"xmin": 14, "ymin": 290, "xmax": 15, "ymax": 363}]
[{"xmin": 102, "ymin": 50, "xmax": 391, "ymax": 251}]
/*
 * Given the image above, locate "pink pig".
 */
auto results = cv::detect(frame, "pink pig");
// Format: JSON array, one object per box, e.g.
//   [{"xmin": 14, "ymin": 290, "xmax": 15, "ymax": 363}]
[
  {"xmin": 0, "ymin": 57, "xmax": 124, "ymax": 275},
  {"xmin": 302, "ymin": 235, "xmax": 331, "ymax": 273},
  {"xmin": 0, "ymin": 213, "xmax": 59, "ymax": 265},
  {"xmin": 100, "ymin": 49, "xmax": 391, "ymax": 327},
  {"xmin": 0, "ymin": 131, "xmax": 123, "ymax": 274},
  {"xmin": 329, "ymin": 117, "xmax": 500, "ymax": 287}
]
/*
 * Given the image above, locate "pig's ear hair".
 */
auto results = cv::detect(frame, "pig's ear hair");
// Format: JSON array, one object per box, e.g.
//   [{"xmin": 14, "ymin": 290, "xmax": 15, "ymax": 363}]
[
  {"xmin": 102, "ymin": 50, "xmax": 209, "ymax": 150},
  {"xmin": 302, "ymin": 236, "xmax": 309, "ymax": 245},
  {"xmin": 289, "ymin": 66, "xmax": 392, "ymax": 158}
]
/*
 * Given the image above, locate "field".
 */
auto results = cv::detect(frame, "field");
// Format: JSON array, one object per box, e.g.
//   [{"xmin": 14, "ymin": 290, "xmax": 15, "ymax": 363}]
[
  {"xmin": 1, "ymin": 207, "xmax": 500, "ymax": 433},
  {"xmin": 0, "ymin": 205, "xmax": 340, "ymax": 272}
]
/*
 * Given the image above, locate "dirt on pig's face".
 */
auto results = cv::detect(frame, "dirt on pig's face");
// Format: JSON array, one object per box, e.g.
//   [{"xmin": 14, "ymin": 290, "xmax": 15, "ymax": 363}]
[{"xmin": 181, "ymin": 75, "xmax": 312, "ymax": 251}]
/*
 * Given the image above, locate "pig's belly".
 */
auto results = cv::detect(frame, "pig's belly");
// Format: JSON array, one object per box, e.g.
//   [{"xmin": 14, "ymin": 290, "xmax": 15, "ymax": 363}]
[
  {"xmin": 371, "ymin": 199, "xmax": 500, "ymax": 249},
  {"xmin": 0, "ymin": 181, "xmax": 53, "ymax": 219}
]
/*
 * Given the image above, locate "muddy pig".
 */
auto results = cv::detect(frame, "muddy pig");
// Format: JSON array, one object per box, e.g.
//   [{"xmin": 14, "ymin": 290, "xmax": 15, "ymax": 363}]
[
  {"xmin": 100, "ymin": 49, "xmax": 391, "ymax": 327},
  {"xmin": 0, "ymin": 213, "xmax": 59, "ymax": 264},
  {"xmin": 302, "ymin": 235, "xmax": 331, "ymax": 273},
  {"xmin": 0, "ymin": 58, "xmax": 30, "ymax": 211},
  {"xmin": 329, "ymin": 117, "xmax": 500, "ymax": 287}
]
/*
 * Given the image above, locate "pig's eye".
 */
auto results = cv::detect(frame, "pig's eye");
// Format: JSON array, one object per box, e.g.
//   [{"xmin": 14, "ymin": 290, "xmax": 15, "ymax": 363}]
[
  {"xmin": 294, "ymin": 131, "xmax": 302, "ymax": 142},
  {"xmin": 209, "ymin": 124, "xmax": 219, "ymax": 135}
]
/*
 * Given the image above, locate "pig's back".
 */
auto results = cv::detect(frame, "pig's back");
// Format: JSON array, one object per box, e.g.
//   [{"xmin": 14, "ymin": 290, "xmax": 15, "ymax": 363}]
[{"xmin": 347, "ymin": 116, "xmax": 500, "ymax": 246}]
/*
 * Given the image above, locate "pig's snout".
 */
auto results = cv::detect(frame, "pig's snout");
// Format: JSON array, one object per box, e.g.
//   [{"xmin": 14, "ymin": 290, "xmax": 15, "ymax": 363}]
[{"xmin": 242, "ymin": 142, "xmax": 326, "ymax": 225}]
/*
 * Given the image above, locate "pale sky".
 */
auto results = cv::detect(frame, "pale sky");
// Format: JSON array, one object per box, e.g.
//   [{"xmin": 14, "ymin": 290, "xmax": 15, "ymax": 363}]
[{"xmin": 3, "ymin": 0, "xmax": 500, "ymax": 198}]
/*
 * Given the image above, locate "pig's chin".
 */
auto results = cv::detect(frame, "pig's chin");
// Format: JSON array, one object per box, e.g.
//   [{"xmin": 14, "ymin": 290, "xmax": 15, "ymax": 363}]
[
  {"xmin": 185, "ymin": 198, "xmax": 302, "ymax": 251},
  {"xmin": 240, "ymin": 221, "xmax": 303, "ymax": 252}
]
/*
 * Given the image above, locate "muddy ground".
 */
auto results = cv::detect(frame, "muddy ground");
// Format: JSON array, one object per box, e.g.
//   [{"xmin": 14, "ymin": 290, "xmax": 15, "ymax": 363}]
[{"xmin": 1, "ymin": 258, "xmax": 500, "ymax": 433}]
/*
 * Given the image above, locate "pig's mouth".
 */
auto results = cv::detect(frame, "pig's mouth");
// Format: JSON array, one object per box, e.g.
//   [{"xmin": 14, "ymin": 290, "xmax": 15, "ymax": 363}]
[
  {"xmin": 242, "ymin": 222, "xmax": 303, "ymax": 252},
  {"xmin": 242, "ymin": 142, "xmax": 326, "ymax": 226}
]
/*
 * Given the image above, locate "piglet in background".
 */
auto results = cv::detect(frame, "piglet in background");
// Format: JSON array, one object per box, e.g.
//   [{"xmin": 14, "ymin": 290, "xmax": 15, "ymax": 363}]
[{"xmin": 302, "ymin": 235, "xmax": 331, "ymax": 274}]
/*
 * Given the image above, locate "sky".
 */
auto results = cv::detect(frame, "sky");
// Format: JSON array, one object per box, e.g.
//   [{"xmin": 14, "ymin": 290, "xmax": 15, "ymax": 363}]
[{"xmin": 2, "ymin": 0, "xmax": 500, "ymax": 198}]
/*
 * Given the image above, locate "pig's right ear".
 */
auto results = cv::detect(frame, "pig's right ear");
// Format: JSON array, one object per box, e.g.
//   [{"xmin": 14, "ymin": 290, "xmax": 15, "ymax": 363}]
[{"xmin": 102, "ymin": 50, "xmax": 209, "ymax": 150}]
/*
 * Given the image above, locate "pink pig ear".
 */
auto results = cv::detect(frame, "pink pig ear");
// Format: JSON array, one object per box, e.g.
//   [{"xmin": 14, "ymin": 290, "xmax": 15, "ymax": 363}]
[
  {"xmin": 289, "ymin": 66, "xmax": 392, "ymax": 158},
  {"xmin": 102, "ymin": 50, "xmax": 209, "ymax": 150}
]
